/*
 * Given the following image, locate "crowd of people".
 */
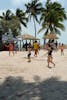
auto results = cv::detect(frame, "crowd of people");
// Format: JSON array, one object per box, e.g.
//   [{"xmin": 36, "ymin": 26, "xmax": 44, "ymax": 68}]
[
  {"xmin": 27, "ymin": 41, "xmax": 65, "ymax": 68},
  {"xmin": 3, "ymin": 40, "xmax": 65, "ymax": 68}
]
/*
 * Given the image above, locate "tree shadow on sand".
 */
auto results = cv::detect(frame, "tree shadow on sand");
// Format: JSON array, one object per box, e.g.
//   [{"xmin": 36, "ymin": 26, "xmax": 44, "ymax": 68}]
[{"xmin": 0, "ymin": 76, "xmax": 67, "ymax": 100}]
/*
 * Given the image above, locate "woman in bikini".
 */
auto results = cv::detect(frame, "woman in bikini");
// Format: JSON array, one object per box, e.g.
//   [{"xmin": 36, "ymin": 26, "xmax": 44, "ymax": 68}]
[{"xmin": 47, "ymin": 44, "xmax": 55, "ymax": 68}]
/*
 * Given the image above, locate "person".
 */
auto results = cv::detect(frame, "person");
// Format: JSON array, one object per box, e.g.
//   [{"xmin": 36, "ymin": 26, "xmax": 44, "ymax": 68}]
[
  {"xmin": 60, "ymin": 43, "xmax": 64, "ymax": 55},
  {"xmin": 22, "ymin": 42, "xmax": 25, "ymax": 51},
  {"xmin": 5, "ymin": 42, "xmax": 14, "ymax": 56},
  {"xmin": 33, "ymin": 41, "xmax": 39, "ymax": 57},
  {"xmin": 55, "ymin": 41, "xmax": 58, "ymax": 49},
  {"xmin": 25, "ymin": 41, "xmax": 28, "ymax": 51},
  {"xmin": 47, "ymin": 44, "xmax": 55, "ymax": 68},
  {"xmin": 14, "ymin": 42, "xmax": 18, "ymax": 54},
  {"xmin": 27, "ymin": 43, "xmax": 32, "ymax": 62}
]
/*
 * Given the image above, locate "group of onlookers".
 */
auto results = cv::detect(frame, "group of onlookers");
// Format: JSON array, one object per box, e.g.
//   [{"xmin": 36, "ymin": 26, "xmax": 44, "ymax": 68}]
[
  {"xmin": 3, "ymin": 40, "xmax": 40, "ymax": 58},
  {"xmin": 2, "ymin": 40, "xmax": 65, "ymax": 68}
]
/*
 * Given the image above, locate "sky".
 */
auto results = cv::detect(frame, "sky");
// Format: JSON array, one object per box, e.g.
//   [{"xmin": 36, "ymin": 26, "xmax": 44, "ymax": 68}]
[{"xmin": 0, "ymin": 0, "xmax": 67, "ymax": 44}]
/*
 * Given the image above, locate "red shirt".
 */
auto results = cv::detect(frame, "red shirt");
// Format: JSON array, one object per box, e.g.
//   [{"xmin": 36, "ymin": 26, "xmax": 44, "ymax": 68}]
[{"xmin": 9, "ymin": 43, "xmax": 14, "ymax": 51}]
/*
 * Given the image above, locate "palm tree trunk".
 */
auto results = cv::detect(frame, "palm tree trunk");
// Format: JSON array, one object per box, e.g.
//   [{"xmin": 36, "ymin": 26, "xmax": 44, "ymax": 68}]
[
  {"xmin": 33, "ymin": 17, "xmax": 36, "ymax": 38},
  {"xmin": 44, "ymin": 38, "xmax": 46, "ymax": 45}
]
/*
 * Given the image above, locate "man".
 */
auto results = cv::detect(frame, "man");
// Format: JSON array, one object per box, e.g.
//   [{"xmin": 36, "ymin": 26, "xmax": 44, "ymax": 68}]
[{"xmin": 33, "ymin": 41, "xmax": 39, "ymax": 57}]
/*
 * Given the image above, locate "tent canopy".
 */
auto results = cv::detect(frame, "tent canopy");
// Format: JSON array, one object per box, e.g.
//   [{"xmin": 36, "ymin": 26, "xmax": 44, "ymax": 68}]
[
  {"xmin": 43, "ymin": 33, "xmax": 59, "ymax": 39},
  {"xmin": 17, "ymin": 34, "xmax": 39, "ymax": 40}
]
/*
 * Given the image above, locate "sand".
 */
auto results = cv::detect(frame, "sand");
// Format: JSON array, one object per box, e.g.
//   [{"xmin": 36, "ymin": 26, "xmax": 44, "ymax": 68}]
[{"xmin": 0, "ymin": 49, "xmax": 67, "ymax": 100}]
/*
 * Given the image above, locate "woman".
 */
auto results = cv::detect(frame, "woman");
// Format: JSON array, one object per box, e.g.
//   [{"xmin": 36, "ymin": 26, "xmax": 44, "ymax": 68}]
[{"xmin": 47, "ymin": 44, "xmax": 55, "ymax": 68}]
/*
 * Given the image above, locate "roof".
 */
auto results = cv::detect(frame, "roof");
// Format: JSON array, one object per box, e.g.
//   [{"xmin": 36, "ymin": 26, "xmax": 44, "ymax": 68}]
[
  {"xmin": 43, "ymin": 33, "xmax": 59, "ymax": 39},
  {"xmin": 17, "ymin": 34, "xmax": 40, "ymax": 40}
]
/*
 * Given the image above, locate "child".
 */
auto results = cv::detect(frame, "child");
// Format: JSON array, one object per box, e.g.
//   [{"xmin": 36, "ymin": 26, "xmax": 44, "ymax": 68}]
[{"xmin": 27, "ymin": 43, "xmax": 31, "ymax": 62}]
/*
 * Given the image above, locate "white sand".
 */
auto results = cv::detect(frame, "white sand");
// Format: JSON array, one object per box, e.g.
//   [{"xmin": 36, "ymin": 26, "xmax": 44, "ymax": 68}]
[
  {"xmin": 0, "ymin": 50, "xmax": 67, "ymax": 100},
  {"xmin": 0, "ymin": 50, "xmax": 67, "ymax": 82}
]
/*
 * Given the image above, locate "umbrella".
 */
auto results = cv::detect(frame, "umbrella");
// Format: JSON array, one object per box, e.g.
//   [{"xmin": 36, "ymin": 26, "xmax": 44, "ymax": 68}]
[
  {"xmin": 17, "ymin": 34, "xmax": 39, "ymax": 40},
  {"xmin": 43, "ymin": 33, "xmax": 59, "ymax": 39}
]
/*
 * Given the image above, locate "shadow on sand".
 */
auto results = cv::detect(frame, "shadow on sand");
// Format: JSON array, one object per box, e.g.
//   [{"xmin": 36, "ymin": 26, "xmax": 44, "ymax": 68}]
[{"xmin": 0, "ymin": 76, "xmax": 67, "ymax": 100}]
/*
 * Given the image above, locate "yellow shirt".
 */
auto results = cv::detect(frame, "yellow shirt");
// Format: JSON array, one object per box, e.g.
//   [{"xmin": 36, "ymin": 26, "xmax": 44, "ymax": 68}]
[{"xmin": 34, "ymin": 43, "xmax": 39, "ymax": 50}]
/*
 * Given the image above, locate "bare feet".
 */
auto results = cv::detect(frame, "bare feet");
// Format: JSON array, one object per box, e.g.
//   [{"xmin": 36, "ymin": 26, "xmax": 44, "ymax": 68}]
[
  {"xmin": 47, "ymin": 66, "xmax": 52, "ymax": 69},
  {"xmin": 28, "ymin": 60, "xmax": 31, "ymax": 62},
  {"xmin": 54, "ymin": 63, "xmax": 55, "ymax": 67}
]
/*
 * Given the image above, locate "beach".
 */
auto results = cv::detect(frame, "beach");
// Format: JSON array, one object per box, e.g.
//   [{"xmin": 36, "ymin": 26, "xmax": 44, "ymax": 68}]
[{"xmin": 0, "ymin": 50, "xmax": 67, "ymax": 100}]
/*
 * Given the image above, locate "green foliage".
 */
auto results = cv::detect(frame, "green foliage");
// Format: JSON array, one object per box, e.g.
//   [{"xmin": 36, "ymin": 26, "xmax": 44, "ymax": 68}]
[
  {"xmin": 16, "ymin": 8, "xmax": 28, "ymax": 27},
  {"xmin": 0, "ymin": 0, "xmax": 67, "ymax": 40},
  {"xmin": 25, "ymin": 0, "xmax": 42, "ymax": 37},
  {"xmin": 39, "ymin": 0, "xmax": 67, "ymax": 36},
  {"xmin": 0, "ymin": 9, "xmax": 27, "ymax": 38}
]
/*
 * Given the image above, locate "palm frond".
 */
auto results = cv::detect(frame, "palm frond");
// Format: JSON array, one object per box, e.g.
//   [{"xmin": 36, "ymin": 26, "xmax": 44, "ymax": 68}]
[
  {"xmin": 54, "ymin": 28, "xmax": 61, "ymax": 35},
  {"xmin": 38, "ymin": 27, "xmax": 45, "ymax": 34},
  {"xmin": 55, "ymin": 22, "xmax": 65, "ymax": 31}
]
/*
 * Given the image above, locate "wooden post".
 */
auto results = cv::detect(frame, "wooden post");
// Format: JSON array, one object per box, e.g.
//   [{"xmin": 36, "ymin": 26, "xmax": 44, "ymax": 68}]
[
  {"xmin": 44, "ymin": 38, "xmax": 46, "ymax": 45},
  {"xmin": 20, "ymin": 40, "xmax": 22, "ymax": 51}
]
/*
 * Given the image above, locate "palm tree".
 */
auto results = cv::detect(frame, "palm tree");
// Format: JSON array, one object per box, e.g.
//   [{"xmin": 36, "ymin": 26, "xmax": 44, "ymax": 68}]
[
  {"xmin": 0, "ymin": 10, "xmax": 13, "ymax": 50},
  {"xmin": 0, "ymin": 9, "xmax": 28, "ymax": 36},
  {"xmin": 0, "ymin": 10, "xmax": 19, "ymax": 34},
  {"xmin": 9, "ymin": 16, "xmax": 21, "ymax": 37},
  {"xmin": 0, "ymin": 10, "xmax": 14, "ymax": 33},
  {"xmin": 0, "ymin": 9, "xmax": 14, "ymax": 20},
  {"xmin": 25, "ymin": 0, "xmax": 42, "ymax": 37},
  {"xmin": 0, "ymin": 10, "xmax": 12, "ymax": 50},
  {"xmin": 0, "ymin": 9, "xmax": 28, "ymax": 50},
  {"xmin": 38, "ymin": 0, "xmax": 67, "ymax": 37},
  {"xmin": 16, "ymin": 8, "xmax": 28, "ymax": 27}
]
